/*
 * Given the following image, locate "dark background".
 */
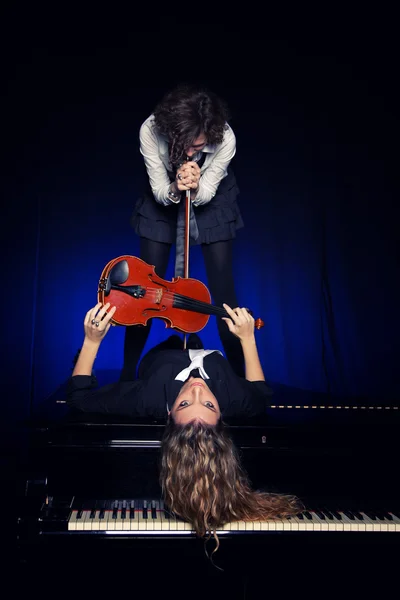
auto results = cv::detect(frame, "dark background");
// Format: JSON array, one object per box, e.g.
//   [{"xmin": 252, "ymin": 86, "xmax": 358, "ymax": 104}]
[{"xmin": 2, "ymin": 6, "xmax": 399, "ymax": 428}]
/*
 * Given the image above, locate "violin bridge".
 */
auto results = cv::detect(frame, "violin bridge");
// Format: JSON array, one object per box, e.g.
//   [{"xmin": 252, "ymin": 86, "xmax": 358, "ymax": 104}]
[{"xmin": 155, "ymin": 289, "xmax": 163, "ymax": 304}]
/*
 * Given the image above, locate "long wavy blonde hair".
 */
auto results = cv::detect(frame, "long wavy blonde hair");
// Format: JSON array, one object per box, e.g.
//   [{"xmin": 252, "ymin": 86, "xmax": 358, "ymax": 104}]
[{"xmin": 160, "ymin": 419, "xmax": 302, "ymax": 552}]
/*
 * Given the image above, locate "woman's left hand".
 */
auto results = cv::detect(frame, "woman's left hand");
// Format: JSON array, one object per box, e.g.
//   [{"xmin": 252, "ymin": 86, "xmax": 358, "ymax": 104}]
[{"xmin": 83, "ymin": 302, "xmax": 117, "ymax": 345}]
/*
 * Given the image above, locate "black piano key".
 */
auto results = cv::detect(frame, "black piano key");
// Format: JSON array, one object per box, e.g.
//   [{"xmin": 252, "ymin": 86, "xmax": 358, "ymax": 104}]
[
  {"xmin": 352, "ymin": 511, "xmax": 364, "ymax": 520},
  {"xmin": 331, "ymin": 511, "xmax": 343, "ymax": 520},
  {"xmin": 390, "ymin": 511, "xmax": 400, "ymax": 519},
  {"xmin": 151, "ymin": 501, "xmax": 157, "ymax": 520},
  {"xmin": 143, "ymin": 500, "xmax": 148, "ymax": 519},
  {"xmin": 90, "ymin": 509, "xmax": 96, "ymax": 519},
  {"xmin": 343, "ymin": 510, "xmax": 356, "ymax": 521},
  {"xmin": 296, "ymin": 513, "xmax": 304, "ymax": 520},
  {"xmin": 364, "ymin": 510, "xmax": 378, "ymax": 521},
  {"xmin": 76, "ymin": 509, "xmax": 83, "ymax": 520},
  {"xmin": 98, "ymin": 500, "xmax": 106, "ymax": 520},
  {"xmin": 371, "ymin": 509, "xmax": 388, "ymax": 520},
  {"xmin": 322, "ymin": 509, "xmax": 335, "ymax": 520},
  {"xmin": 303, "ymin": 511, "xmax": 313, "ymax": 520},
  {"xmin": 112, "ymin": 508, "xmax": 118, "ymax": 519},
  {"xmin": 315, "ymin": 510, "xmax": 326, "ymax": 520},
  {"xmin": 121, "ymin": 508, "xmax": 126, "ymax": 519}
]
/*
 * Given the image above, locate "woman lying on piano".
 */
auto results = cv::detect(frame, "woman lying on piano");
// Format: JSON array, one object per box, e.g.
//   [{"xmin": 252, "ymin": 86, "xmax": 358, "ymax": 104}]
[{"xmin": 67, "ymin": 301, "xmax": 301, "ymax": 548}]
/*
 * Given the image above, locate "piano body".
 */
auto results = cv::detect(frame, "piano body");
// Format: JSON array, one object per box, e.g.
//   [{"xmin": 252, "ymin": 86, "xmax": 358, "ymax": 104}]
[{"xmin": 16, "ymin": 385, "xmax": 400, "ymax": 596}]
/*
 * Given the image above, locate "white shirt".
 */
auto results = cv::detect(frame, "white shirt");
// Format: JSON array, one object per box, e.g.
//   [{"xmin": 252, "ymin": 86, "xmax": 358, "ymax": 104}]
[{"xmin": 139, "ymin": 114, "xmax": 236, "ymax": 207}]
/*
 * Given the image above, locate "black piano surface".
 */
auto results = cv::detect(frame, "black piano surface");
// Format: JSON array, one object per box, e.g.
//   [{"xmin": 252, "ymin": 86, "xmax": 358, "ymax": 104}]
[{"xmin": 15, "ymin": 381, "xmax": 400, "ymax": 598}]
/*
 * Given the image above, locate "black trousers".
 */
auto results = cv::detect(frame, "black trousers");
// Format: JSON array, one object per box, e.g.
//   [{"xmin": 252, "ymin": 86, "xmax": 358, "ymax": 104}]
[{"xmin": 120, "ymin": 237, "xmax": 245, "ymax": 380}]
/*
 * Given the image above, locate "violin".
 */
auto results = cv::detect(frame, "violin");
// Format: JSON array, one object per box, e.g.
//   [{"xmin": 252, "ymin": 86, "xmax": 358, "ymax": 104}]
[{"xmin": 98, "ymin": 255, "xmax": 264, "ymax": 334}]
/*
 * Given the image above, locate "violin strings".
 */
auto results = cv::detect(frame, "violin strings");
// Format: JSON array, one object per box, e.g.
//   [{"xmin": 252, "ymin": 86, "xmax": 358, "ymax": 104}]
[{"xmin": 142, "ymin": 287, "xmax": 227, "ymax": 317}]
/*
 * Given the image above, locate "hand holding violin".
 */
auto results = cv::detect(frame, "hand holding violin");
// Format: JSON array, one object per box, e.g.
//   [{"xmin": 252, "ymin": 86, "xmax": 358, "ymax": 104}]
[{"xmin": 221, "ymin": 304, "xmax": 256, "ymax": 342}]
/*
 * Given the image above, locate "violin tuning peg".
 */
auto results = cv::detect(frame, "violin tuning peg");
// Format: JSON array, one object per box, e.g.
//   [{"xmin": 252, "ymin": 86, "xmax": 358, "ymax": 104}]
[{"xmin": 255, "ymin": 318, "xmax": 265, "ymax": 329}]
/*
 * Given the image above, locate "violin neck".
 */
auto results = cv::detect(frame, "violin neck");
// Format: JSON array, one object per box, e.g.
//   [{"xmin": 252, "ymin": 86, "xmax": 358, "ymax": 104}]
[{"xmin": 173, "ymin": 293, "xmax": 228, "ymax": 319}]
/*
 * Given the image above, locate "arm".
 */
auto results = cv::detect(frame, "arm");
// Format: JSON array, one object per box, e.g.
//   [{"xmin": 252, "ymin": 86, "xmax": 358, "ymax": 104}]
[
  {"xmin": 72, "ymin": 302, "xmax": 116, "ymax": 376},
  {"xmin": 192, "ymin": 125, "xmax": 236, "ymax": 206},
  {"xmin": 222, "ymin": 304, "xmax": 266, "ymax": 382},
  {"xmin": 140, "ymin": 117, "xmax": 181, "ymax": 206},
  {"xmin": 240, "ymin": 337, "xmax": 265, "ymax": 382},
  {"xmin": 174, "ymin": 124, "xmax": 236, "ymax": 206},
  {"xmin": 67, "ymin": 302, "xmax": 146, "ymax": 416}
]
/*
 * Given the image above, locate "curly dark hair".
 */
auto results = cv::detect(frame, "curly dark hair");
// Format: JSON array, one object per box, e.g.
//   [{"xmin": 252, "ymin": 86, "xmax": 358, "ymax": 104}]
[
  {"xmin": 153, "ymin": 83, "xmax": 231, "ymax": 165},
  {"xmin": 160, "ymin": 419, "xmax": 302, "ymax": 557}
]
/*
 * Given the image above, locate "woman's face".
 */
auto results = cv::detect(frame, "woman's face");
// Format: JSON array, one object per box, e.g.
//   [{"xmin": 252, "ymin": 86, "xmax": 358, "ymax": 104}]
[
  {"xmin": 170, "ymin": 377, "xmax": 221, "ymax": 425},
  {"xmin": 185, "ymin": 133, "xmax": 207, "ymax": 157}
]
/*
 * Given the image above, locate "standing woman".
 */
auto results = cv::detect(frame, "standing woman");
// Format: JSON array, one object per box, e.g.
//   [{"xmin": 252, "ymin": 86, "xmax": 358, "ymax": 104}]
[{"xmin": 123, "ymin": 83, "xmax": 245, "ymax": 381}]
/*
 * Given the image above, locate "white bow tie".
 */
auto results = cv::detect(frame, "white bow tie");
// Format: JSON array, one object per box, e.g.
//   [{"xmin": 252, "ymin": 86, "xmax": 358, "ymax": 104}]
[{"xmin": 174, "ymin": 349, "xmax": 222, "ymax": 382}]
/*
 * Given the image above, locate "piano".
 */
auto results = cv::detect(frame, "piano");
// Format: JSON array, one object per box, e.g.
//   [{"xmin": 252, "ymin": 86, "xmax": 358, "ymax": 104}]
[{"xmin": 16, "ymin": 384, "xmax": 400, "ymax": 596}]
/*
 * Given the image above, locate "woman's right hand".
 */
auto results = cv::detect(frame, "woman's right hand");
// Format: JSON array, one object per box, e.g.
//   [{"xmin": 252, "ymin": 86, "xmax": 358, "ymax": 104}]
[
  {"xmin": 221, "ymin": 304, "xmax": 255, "ymax": 342},
  {"xmin": 83, "ymin": 302, "xmax": 116, "ymax": 345}
]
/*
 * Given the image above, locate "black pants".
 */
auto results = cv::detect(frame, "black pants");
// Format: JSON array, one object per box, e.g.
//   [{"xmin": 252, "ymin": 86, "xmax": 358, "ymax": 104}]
[{"xmin": 120, "ymin": 237, "xmax": 245, "ymax": 380}]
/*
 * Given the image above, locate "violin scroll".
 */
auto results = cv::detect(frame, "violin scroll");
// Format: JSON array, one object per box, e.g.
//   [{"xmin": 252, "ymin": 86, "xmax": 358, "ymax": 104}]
[{"xmin": 245, "ymin": 308, "xmax": 265, "ymax": 330}]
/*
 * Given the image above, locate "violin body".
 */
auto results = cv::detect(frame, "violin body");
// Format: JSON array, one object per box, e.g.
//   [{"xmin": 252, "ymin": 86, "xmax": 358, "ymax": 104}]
[{"xmin": 98, "ymin": 255, "xmax": 212, "ymax": 333}]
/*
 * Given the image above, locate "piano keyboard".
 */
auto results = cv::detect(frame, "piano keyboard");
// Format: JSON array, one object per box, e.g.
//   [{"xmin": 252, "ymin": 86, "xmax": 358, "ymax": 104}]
[{"xmin": 67, "ymin": 499, "xmax": 400, "ymax": 534}]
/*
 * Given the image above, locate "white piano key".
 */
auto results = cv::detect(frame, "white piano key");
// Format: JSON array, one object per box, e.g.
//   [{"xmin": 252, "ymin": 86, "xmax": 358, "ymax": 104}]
[
  {"xmin": 128, "ymin": 509, "xmax": 139, "ymax": 531},
  {"xmin": 285, "ymin": 516, "xmax": 299, "ymax": 531},
  {"xmin": 68, "ymin": 510, "xmax": 79, "ymax": 531},
  {"xmin": 382, "ymin": 515, "xmax": 398, "ymax": 532},
  {"xmin": 387, "ymin": 513, "xmax": 400, "ymax": 531},
  {"xmin": 230, "ymin": 520, "xmax": 247, "ymax": 531},
  {"xmin": 302, "ymin": 513, "xmax": 321, "ymax": 531},
  {"xmin": 292, "ymin": 516, "xmax": 313, "ymax": 531},
  {"xmin": 82, "ymin": 510, "xmax": 93, "ymax": 531},
  {"xmin": 137, "ymin": 511, "xmax": 148, "ymax": 531},
  {"xmin": 175, "ymin": 518, "xmax": 186, "ymax": 531},
  {"xmin": 90, "ymin": 512, "xmax": 99, "ymax": 530},
  {"xmin": 325, "ymin": 513, "xmax": 344, "ymax": 532},
  {"xmin": 311, "ymin": 512, "xmax": 330, "ymax": 531},
  {"xmin": 106, "ymin": 510, "xmax": 116, "ymax": 531},
  {"xmin": 245, "ymin": 520, "xmax": 254, "ymax": 531},
  {"xmin": 98, "ymin": 510, "xmax": 108, "ymax": 531},
  {"xmin": 359, "ymin": 512, "xmax": 380, "ymax": 532},
  {"xmin": 160, "ymin": 511, "xmax": 171, "ymax": 531},
  {"xmin": 75, "ymin": 510, "xmax": 85, "ymax": 531}
]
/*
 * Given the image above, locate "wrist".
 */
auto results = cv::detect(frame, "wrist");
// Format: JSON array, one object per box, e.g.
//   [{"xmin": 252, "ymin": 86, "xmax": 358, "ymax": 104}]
[
  {"xmin": 168, "ymin": 183, "xmax": 180, "ymax": 203},
  {"xmin": 240, "ymin": 336, "xmax": 257, "ymax": 348},
  {"xmin": 82, "ymin": 338, "xmax": 101, "ymax": 353}
]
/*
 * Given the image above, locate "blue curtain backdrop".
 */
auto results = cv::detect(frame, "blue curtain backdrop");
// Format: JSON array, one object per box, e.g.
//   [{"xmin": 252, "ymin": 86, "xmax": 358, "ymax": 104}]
[{"xmin": 3, "ymin": 32, "xmax": 399, "ymax": 423}]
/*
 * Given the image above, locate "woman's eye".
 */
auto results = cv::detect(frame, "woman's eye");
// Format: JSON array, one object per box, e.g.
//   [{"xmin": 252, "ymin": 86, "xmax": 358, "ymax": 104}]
[
  {"xmin": 205, "ymin": 402, "xmax": 214, "ymax": 408},
  {"xmin": 179, "ymin": 401, "xmax": 189, "ymax": 407}
]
